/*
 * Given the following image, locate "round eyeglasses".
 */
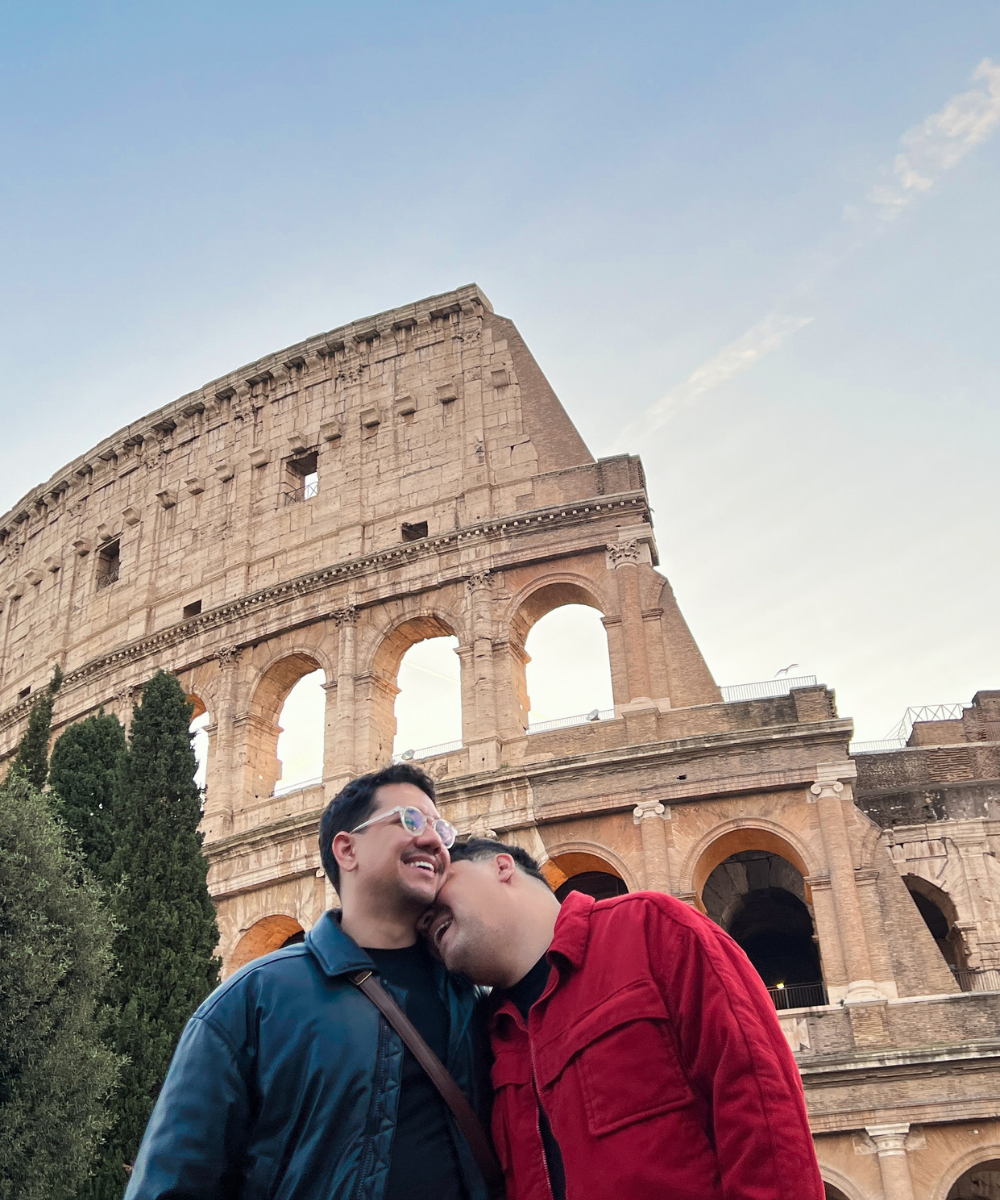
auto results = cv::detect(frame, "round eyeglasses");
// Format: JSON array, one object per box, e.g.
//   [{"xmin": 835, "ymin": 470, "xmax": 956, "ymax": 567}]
[{"xmin": 350, "ymin": 805, "xmax": 457, "ymax": 849}]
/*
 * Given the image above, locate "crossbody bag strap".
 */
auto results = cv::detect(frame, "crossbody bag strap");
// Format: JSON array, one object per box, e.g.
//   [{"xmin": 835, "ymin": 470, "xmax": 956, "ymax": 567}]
[{"xmin": 351, "ymin": 969, "xmax": 504, "ymax": 1198}]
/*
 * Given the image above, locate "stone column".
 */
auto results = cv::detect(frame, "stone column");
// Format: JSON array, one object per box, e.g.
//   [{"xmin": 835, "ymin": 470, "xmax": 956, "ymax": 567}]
[
  {"xmin": 321, "ymin": 678, "xmax": 339, "ymax": 794},
  {"xmin": 331, "ymin": 606, "xmax": 358, "ymax": 782},
  {"xmin": 493, "ymin": 637, "xmax": 531, "ymax": 737},
  {"xmin": 606, "ymin": 541, "xmax": 652, "ymax": 703},
  {"xmin": 811, "ymin": 763, "xmax": 884, "ymax": 1003},
  {"xmin": 951, "ymin": 822, "xmax": 999, "ymax": 969},
  {"xmin": 465, "ymin": 571, "xmax": 500, "ymax": 763},
  {"xmin": 806, "ymin": 875, "xmax": 848, "ymax": 996},
  {"xmin": 201, "ymin": 645, "xmax": 243, "ymax": 840},
  {"xmin": 634, "ymin": 800, "xmax": 671, "ymax": 892},
  {"xmin": 865, "ymin": 1124, "xmax": 916, "ymax": 1200}
]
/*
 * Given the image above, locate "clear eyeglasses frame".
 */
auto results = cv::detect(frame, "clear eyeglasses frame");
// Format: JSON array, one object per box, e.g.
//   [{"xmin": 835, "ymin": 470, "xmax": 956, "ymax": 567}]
[{"xmin": 350, "ymin": 805, "xmax": 457, "ymax": 849}]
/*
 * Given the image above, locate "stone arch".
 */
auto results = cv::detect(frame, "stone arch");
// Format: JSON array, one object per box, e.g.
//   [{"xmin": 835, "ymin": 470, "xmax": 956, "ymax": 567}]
[
  {"xmin": 504, "ymin": 575, "xmax": 615, "ymax": 729},
  {"xmin": 859, "ymin": 820, "xmax": 883, "ymax": 869},
  {"xmin": 185, "ymin": 691, "xmax": 211, "ymax": 792},
  {"xmin": 249, "ymin": 647, "xmax": 333, "ymax": 722},
  {"xmin": 686, "ymin": 822, "xmax": 828, "ymax": 1003},
  {"xmin": 506, "ymin": 575, "xmax": 611, "ymax": 646},
  {"xmin": 360, "ymin": 610, "xmax": 466, "ymax": 766},
  {"xmin": 682, "ymin": 819, "xmax": 819, "ymax": 904},
  {"xmin": 934, "ymin": 1147, "xmax": 1000, "ymax": 1200},
  {"xmin": 363, "ymin": 609, "xmax": 466, "ymax": 680},
  {"xmin": 539, "ymin": 840, "xmax": 641, "ymax": 896},
  {"xmin": 818, "ymin": 1168, "xmax": 866, "ymax": 1200},
  {"xmin": 904, "ymin": 873, "xmax": 968, "ymax": 973},
  {"xmin": 246, "ymin": 650, "xmax": 327, "ymax": 801},
  {"xmin": 228, "ymin": 913, "xmax": 305, "ymax": 974}
]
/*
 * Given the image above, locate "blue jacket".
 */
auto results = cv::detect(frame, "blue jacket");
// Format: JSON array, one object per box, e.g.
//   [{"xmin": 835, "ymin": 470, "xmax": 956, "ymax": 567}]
[{"xmin": 124, "ymin": 912, "xmax": 491, "ymax": 1200}]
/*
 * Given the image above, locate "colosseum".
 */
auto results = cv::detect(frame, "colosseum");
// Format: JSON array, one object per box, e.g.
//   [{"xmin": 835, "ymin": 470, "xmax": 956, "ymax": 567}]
[{"xmin": 1, "ymin": 283, "xmax": 999, "ymax": 1199}]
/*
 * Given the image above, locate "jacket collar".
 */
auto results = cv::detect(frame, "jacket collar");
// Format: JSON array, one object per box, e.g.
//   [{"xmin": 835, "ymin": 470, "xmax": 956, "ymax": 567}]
[
  {"xmin": 547, "ymin": 890, "xmax": 595, "ymax": 972},
  {"xmin": 305, "ymin": 910, "xmax": 377, "ymax": 978}
]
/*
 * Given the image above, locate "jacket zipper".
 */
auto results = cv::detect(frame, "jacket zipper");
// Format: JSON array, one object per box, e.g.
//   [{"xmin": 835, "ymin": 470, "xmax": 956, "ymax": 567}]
[
  {"xmin": 350, "ymin": 1012, "xmax": 392, "ymax": 1200},
  {"xmin": 528, "ymin": 1033, "xmax": 555, "ymax": 1200}
]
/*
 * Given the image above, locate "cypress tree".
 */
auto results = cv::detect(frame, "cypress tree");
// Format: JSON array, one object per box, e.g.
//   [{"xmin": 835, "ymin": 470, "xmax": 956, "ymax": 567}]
[
  {"xmin": 0, "ymin": 774, "xmax": 120, "ymax": 1200},
  {"xmin": 11, "ymin": 663, "xmax": 63, "ymax": 789},
  {"xmin": 49, "ymin": 710, "xmax": 126, "ymax": 882},
  {"xmin": 87, "ymin": 669, "xmax": 220, "ymax": 1195}
]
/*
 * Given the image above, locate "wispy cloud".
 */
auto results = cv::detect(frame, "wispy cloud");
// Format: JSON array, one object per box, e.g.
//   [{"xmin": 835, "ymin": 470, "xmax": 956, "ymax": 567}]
[
  {"xmin": 865, "ymin": 58, "xmax": 1000, "ymax": 222},
  {"xmin": 614, "ymin": 59, "xmax": 1000, "ymax": 449},
  {"xmin": 613, "ymin": 315, "xmax": 812, "ymax": 448}
]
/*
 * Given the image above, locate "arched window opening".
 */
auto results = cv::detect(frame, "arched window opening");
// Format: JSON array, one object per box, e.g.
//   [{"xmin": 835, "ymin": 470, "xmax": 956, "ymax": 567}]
[
  {"xmin": 904, "ymin": 875, "xmax": 971, "ymax": 981},
  {"xmin": 228, "ymin": 914, "xmax": 304, "ymax": 976},
  {"xmin": 191, "ymin": 710, "xmax": 210, "ymax": 792},
  {"xmin": 544, "ymin": 850, "xmax": 628, "ymax": 902},
  {"xmin": 823, "ymin": 1186, "xmax": 852, "ymax": 1200},
  {"xmin": 947, "ymin": 1159, "xmax": 1000, "ymax": 1200},
  {"xmin": 275, "ymin": 669, "xmax": 326, "ymax": 795},
  {"xmin": 393, "ymin": 636, "xmax": 462, "ymax": 759},
  {"xmin": 703, "ymin": 850, "xmax": 825, "ymax": 1009},
  {"xmin": 555, "ymin": 872, "xmax": 627, "ymax": 902},
  {"xmin": 523, "ymin": 603, "xmax": 613, "ymax": 729}
]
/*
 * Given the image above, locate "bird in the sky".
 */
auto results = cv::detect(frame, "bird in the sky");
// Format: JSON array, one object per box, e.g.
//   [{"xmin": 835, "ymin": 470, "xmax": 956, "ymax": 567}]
[{"xmin": 775, "ymin": 663, "xmax": 800, "ymax": 678}]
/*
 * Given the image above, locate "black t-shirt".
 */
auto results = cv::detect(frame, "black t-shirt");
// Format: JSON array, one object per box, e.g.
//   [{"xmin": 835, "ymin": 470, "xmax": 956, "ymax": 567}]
[
  {"xmin": 504, "ymin": 954, "xmax": 567, "ymax": 1200},
  {"xmin": 365, "ymin": 943, "xmax": 467, "ymax": 1200}
]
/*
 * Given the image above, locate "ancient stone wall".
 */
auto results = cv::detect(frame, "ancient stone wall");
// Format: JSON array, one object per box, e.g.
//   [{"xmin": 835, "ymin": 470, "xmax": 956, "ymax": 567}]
[{"xmin": 2, "ymin": 284, "xmax": 998, "ymax": 1200}]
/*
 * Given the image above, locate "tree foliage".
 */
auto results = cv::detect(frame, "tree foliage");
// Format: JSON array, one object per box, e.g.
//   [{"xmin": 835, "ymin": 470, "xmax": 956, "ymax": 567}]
[
  {"xmin": 49, "ymin": 710, "xmax": 126, "ymax": 882},
  {"xmin": 12, "ymin": 664, "xmax": 63, "ymax": 789},
  {"xmin": 83, "ymin": 670, "xmax": 220, "ymax": 1197},
  {"xmin": 0, "ymin": 774, "xmax": 120, "ymax": 1200}
]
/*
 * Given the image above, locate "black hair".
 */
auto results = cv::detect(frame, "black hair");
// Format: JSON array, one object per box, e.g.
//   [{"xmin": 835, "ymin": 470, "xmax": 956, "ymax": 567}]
[
  {"xmin": 448, "ymin": 837, "xmax": 550, "ymax": 887},
  {"xmin": 318, "ymin": 762, "xmax": 436, "ymax": 890}
]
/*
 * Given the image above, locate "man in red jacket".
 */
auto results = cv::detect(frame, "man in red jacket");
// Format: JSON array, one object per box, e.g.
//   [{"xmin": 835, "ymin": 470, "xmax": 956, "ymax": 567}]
[{"xmin": 424, "ymin": 838, "xmax": 824, "ymax": 1200}]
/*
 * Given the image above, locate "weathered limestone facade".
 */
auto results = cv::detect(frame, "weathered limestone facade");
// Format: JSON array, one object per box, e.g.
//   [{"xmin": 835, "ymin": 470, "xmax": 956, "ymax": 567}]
[{"xmin": 1, "ymin": 284, "xmax": 998, "ymax": 1199}]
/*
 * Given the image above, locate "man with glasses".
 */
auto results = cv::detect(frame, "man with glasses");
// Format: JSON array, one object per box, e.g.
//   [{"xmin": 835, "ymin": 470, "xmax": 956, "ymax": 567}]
[{"xmin": 125, "ymin": 763, "xmax": 490, "ymax": 1200}]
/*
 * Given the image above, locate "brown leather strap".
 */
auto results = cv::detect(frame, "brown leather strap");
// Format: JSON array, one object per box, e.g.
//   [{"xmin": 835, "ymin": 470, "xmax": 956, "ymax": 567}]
[{"xmin": 351, "ymin": 969, "xmax": 504, "ymax": 1197}]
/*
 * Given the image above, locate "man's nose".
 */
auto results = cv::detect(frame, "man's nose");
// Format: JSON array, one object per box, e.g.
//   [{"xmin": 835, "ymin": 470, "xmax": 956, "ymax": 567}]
[{"xmin": 415, "ymin": 819, "xmax": 444, "ymax": 851}]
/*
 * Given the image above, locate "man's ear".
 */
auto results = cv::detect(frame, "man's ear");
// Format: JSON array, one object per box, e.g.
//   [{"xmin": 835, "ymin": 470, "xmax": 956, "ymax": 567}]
[
  {"xmin": 332, "ymin": 831, "xmax": 359, "ymax": 877},
  {"xmin": 495, "ymin": 853, "xmax": 518, "ymax": 884}
]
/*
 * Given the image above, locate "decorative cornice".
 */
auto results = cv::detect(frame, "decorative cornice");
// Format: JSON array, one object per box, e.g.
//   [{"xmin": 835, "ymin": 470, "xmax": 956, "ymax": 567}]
[{"xmin": 0, "ymin": 492, "xmax": 649, "ymax": 735}]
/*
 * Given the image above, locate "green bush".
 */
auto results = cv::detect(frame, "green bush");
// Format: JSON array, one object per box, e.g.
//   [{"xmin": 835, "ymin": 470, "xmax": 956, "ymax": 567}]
[{"xmin": 0, "ymin": 775, "xmax": 120, "ymax": 1200}]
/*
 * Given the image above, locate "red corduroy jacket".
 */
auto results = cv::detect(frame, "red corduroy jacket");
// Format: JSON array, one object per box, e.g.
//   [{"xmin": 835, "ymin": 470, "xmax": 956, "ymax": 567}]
[{"xmin": 489, "ymin": 890, "xmax": 824, "ymax": 1200}]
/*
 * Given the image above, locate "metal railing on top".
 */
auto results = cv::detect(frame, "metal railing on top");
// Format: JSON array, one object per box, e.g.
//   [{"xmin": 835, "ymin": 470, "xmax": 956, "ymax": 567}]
[
  {"xmin": 886, "ymin": 703, "xmax": 965, "ymax": 743},
  {"xmin": 392, "ymin": 739, "xmax": 464, "ymax": 764},
  {"xmin": 720, "ymin": 676, "xmax": 818, "ymax": 703},
  {"xmin": 273, "ymin": 776, "xmax": 323, "ymax": 797},
  {"xmin": 527, "ymin": 708, "xmax": 615, "ymax": 734},
  {"xmin": 849, "ymin": 738, "xmax": 907, "ymax": 755},
  {"xmin": 955, "ymin": 967, "xmax": 1000, "ymax": 993},
  {"xmin": 767, "ymin": 981, "xmax": 828, "ymax": 1010}
]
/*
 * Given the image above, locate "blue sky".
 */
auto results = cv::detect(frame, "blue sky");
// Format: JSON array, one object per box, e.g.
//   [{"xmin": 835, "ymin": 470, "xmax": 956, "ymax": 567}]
[{"xmin": 1, "ymin": 1, "xmax": 998, "ymax": 744}]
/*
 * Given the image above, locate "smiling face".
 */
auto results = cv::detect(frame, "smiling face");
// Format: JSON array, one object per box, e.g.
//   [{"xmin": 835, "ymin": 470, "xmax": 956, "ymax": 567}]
[
  {"xmin": 338, "ymin": 781, "xmax": 450, "ymax": 910},
  {"xmin": 424, "ymin": 858, "xmax": 512, "ymax": 984}
]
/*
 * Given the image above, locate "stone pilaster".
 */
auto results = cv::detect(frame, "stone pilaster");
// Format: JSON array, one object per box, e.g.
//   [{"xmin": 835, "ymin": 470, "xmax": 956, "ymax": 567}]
[
  {"xmin": 606, "ymin": 540, "xmax": 653, "ymax": 703},
  {"xmin": 865, "ymin": 1124, "xmax": 916, "ymax": 1200},
  {"xmin": 811, "ymin": 762, "xmax": 884, "ymax": 1004},
  {"xmin": 633, "ymin": 799, "xmax": 671, "ymax": 892},
  {"xmin": 201, "ymin": 644, "xmax": 243, "ymax": 840},
  {"xmin": 464, "ymin": 570, "xmax": 501, "ymax": 766},
  {"xmin": 331, "ymin": 606, "xmax": 358, "ymax": 781}
]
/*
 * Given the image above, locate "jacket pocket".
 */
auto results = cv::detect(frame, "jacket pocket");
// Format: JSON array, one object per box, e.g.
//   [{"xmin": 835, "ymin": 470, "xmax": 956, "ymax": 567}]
[
  {"xmin": 490, "ymin": 1049, "xmax": 532, "ymax": 1174},
  {"xmin": 534, "ymin": 977, "xmax": 693, "ymax": 1136}
]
